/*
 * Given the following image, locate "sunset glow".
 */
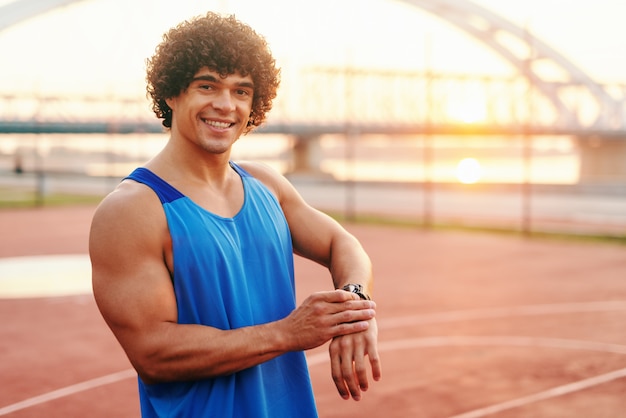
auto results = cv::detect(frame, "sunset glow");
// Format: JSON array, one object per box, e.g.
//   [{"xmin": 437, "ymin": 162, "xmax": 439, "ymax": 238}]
[{"xmin": 456, "ymin": 158, "xmax": 482, "ymax": 184}]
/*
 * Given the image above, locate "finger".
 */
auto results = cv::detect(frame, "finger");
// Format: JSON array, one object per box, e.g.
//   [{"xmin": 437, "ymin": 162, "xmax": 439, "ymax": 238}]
[
  {"xmin": 333, "ymin": 307, "xmax": 375, "ymax": 326},
  {"xmin": 339, "ymin": 338, "xmax": 362, "ymax": 401},
  {"xmin": 353, "ymin": 343, "xmax": 369, "ymax": 392},
  {"xmin": 329, "ymin": 340, "xmax": 350, "ymax": 400},
  {"xmin": 335, "ymin": 289, "xmax": 362, "ymax": 301},
  {"xmin": 369, "ymin": 346, "xmax": 383, "ymax": 382},
  {"xmin": 317, "ymin": 290, "xmax": 361, "ymax": 303},
  {"xmin": 332, "ymin": 319, "xmax": 369, "ymax": 338},
  {"xmin": 365, "ymin": 320, "xmax": 382, "ymax": 381},
  {"xmin": 342, "ymin": 299, "xmax": 376, "ymax": 311}
]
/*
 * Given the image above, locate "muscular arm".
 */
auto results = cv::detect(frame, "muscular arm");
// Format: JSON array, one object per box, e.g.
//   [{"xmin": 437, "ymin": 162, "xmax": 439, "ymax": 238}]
[
  {"xmin": 242, "ymin": 162, "xmax": 382, "ymax": 401},
  {"xmin": 243, "ymin": 165, "xmax": 373, "ymax": 291},
  {"xmin": 90, "ymin": 181, "xmax": 374, "ymax": 384}
]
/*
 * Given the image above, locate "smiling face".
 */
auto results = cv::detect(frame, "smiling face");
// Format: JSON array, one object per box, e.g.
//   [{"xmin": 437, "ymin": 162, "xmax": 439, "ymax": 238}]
[
  {"xmin": 166, "ymin": 68, "xmax": 255, "ymax": 155},
  {"xmin": 146, "ymin": 13, "xmax": 280, "ymax": 133}
]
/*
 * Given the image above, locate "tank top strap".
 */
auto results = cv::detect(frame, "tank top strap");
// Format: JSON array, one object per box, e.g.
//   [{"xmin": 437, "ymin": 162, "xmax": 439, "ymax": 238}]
[
  {"xmin": 229, "ymin": 160, "xmax": 251, "ymax": 178},
  {"xmin": 125, "ymin": 167, "xmax": 184, "ymax": 204}
]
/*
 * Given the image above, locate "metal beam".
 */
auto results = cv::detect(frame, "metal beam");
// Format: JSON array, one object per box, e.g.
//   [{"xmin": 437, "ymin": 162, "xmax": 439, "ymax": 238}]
[
  {"xmin": 3, "ymin": 120, "xmax": 624, "ymax": 140},
  {"xmin": 0, "ymin": 0, "xmax": 621, "ymax": 130},
  {"xmin": 0, "ymin": 0, "xmax": 87, "ymax": 33},
  {"xmin": 398, "ymin": 0, "xmax": 621, "ymax": 128},
  {"xmin": 0, "ymin": 120, "xmax": 163, "ymax": 134}
]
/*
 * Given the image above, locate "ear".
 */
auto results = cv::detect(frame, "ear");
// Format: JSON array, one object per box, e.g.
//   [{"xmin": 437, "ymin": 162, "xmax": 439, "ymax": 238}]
[{"xmin": 165, "ymin": 97, "xmax": 176, "ymax": 111}]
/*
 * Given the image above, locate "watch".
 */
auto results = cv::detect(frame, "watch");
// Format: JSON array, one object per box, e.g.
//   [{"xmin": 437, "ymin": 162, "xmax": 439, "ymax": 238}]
[{"xmin": 341, "ymin": 283, "xmax": 371, "ymax": 300}]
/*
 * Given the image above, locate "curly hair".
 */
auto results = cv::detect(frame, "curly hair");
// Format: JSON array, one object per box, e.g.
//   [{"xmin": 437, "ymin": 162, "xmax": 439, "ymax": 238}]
[{"xmin": 146, "ymin": 12, "xmax": 280, "ymax": 133}]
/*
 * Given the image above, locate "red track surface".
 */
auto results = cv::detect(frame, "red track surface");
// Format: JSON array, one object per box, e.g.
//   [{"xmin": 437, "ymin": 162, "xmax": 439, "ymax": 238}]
[{"xmin": 1, "ymin": 205, "xmax": 626, "ymax": 417}]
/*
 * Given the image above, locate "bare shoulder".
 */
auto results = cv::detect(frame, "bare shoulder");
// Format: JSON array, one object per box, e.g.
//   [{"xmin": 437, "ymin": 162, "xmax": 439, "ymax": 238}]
[
  {"xmin": 236, "ymin": 160, "xmax": 282, "ymax": 182},
  {"xmin": 89, "ymin": 179, "xmax": 167, "ymax": 259},
  {"xmin": 91, "ymin": 179, "xmax": 163, "ymax": 229},
  {"xmin": 236, "ymin": 160, "xmax": 295, "ymax": 202}
]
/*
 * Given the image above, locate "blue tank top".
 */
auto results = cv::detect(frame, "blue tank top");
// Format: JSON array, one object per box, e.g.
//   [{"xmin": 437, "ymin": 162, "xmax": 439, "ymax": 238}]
[{"xmin": 125, "ymin": 162, "xmax": 318, "ymax": 418}]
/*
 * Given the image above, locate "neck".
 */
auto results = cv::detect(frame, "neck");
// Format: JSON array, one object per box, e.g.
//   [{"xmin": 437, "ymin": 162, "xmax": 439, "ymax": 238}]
[{"xmin": 146, "ymin": 139, "xmax": 234, "ymax": 187}]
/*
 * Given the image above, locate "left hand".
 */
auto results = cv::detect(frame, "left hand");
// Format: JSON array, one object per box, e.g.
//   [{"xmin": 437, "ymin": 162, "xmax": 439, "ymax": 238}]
[{"xmin": 328, "ymin": 317, "xmax": 382, "ymax": 401}]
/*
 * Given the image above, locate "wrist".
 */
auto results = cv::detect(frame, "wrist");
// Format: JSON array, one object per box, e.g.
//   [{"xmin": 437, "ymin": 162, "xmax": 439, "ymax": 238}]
[{"xmin": 339, "ymin": 283, "xmax": 371, "ymax": 300}]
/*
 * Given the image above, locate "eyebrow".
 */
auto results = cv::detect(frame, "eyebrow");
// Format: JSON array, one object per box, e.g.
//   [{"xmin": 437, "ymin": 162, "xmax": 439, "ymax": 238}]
[{"xmin": 191, "ymin": 74, "xmax": 254, "ymax": 89}]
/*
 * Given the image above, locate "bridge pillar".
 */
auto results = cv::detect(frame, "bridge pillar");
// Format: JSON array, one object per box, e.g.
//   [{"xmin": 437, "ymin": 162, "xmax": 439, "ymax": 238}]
[
  {"xmin": 577, "ymin": 135, "xmax": 626, "ymax": 184},
  {"xmin": 285, "ymin": 134, "xmax": 333, "ymax": 179}
]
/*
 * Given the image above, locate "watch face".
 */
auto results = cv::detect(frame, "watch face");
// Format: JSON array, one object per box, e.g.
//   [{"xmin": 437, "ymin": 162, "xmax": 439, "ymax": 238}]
[
  {"xmin": 343, "ymin": 284, "xmax": 362, "ymax": 293},
  {"xmin": 342, "ymin": 284, "xmax": 370, "ymax": 300}
]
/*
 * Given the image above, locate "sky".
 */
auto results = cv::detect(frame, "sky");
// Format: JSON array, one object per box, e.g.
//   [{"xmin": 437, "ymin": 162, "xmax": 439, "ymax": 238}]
[
  {"xmin": 1, "ymin": 0, "xmax": 622, "ymax": 184},
  {"xmin": 0, "ymin": 0, "xmax": 625, "ymax": 100}
]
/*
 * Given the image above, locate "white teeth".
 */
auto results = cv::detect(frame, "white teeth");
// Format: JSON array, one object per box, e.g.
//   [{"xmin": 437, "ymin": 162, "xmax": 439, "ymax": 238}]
[{"xmin": 204, "ymin": 119, "xmax": 231, "ymax": 129}]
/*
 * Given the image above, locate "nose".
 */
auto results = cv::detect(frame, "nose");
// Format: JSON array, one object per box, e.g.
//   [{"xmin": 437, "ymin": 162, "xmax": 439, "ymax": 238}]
[{"xmin": 212, "ymin": 89, "xmax": 236, "ymax": 113}]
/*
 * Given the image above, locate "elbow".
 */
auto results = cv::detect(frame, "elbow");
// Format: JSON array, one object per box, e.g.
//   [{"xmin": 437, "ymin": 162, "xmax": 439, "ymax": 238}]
[
  {"xmin": 132, "ymin": 357, "xmax": 165, "ymax": 385},
  {"xmin": 128, "ymin": 349, "xmax": 175, "ymax": 384}
]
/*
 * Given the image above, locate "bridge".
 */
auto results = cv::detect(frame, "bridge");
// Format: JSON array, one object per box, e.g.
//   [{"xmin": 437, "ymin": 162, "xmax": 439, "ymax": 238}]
[{"xmin": 1, "ymin": 0, "xmax": 626, "ymax": 184}]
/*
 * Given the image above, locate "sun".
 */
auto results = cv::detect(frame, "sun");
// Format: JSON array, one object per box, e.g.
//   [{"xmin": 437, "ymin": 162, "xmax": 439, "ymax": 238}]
[{"xmin": 456, "ymin": 158, "xmax": 482, "ymax": 184}]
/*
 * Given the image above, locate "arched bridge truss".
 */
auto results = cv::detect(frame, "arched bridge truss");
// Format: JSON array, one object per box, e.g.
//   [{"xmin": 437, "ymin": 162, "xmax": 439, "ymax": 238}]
[
  {"xmin": 1, "ymin": 0, "xmax": 625, "ymax": 134},
  {"xmin": 401, "ymin": 0, "xmax": 624, "ymax": 130}
]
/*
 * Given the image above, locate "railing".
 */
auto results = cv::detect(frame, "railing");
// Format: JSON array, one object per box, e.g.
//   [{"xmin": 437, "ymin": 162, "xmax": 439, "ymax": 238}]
[
  {"xmin": 2, "ymin": 70, "xmax": 626, "ymax": 136},
  {"xmin": 1, "ymin": 134, "xmax": 624, "ymax": 239}
]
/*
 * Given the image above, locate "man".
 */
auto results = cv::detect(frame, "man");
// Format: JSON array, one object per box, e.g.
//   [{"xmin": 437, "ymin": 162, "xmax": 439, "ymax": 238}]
[{"xmin": 90, "ymin": 12, "xmax": 380, "ymax": 418}]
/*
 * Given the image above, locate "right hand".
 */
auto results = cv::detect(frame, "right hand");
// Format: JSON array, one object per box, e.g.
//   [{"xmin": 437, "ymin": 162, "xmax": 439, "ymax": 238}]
[{"xmin": 281, "ymin": 290, "xmax": 376, "ymax": 351}]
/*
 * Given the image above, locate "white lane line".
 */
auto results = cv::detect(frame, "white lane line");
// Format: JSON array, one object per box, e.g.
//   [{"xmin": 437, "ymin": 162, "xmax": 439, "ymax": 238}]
[
  {"xmin": 4, "ymin": 302, "xmax": 626, "ymax": 415},
  {"xmin": 448, "ymin": 366, "xmax": 626, "ymax": 418},
  {"xmin": 0, "ymin": 369, "xmax": 136, "ymax": 416},
  {"xmin": 306, "ymin": 335, "xmax": 626, "ymax": 367},
  {"xmin": 377, "ymin": 335, "xmax": 626, "ymax": 355},
  {"xmin": 377, "ymin": 301, "xmax": 626, "ymax": 330},
  {"xmin": 307, "ymin": 335, "xmax": 626, "ymax": 416}
]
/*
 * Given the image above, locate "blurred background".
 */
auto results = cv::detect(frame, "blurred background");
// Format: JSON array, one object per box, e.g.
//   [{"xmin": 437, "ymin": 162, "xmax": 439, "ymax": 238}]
[{"xmin": 1, "ymin": 0, "xmax": 625, "ymax": 238}]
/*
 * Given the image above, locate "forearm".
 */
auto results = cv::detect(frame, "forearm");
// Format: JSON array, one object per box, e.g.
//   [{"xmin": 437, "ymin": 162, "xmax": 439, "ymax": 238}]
[
  {"xmin": 327, "ymin": 236, "xmax": 381, "ymax": 401},
  {"xmin": 128, "ymin": 289, "xmax": 376, "ymax": 384},
  {"xmin": 132, "ymin": 321, "xmax": 290, "ymax": 384},
  {"xmin": 329, "ymin": 233, "xmax": 374, "ymax": 296}
]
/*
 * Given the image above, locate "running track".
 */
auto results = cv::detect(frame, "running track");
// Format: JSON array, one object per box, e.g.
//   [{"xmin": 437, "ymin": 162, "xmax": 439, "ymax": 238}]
[{"xmin": 1, "ymin": 205, "xmax": 626, "ymax": 417}]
